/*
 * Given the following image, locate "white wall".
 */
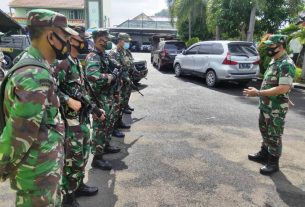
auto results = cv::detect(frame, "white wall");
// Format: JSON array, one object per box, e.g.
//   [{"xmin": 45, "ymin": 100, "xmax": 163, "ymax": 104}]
[{"xmin": 103, "ymin": 0, "xmax": 111, "ymax": 27}]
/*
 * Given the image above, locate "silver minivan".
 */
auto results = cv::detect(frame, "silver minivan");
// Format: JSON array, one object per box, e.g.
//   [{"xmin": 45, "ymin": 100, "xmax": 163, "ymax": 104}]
[{"xmin": 173, "ymin": 41, "xmax": 260, "ymax": 87}]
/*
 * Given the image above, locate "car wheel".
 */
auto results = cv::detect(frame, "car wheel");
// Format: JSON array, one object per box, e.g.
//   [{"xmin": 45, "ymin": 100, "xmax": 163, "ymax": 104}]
[
  {"xmin": 3, "ymin": 54, "xmax": 13, "ymax": 70},
  {"xmin": 174, "ymin": 63, "xmax": 183, "ymax": 77},
  {"xmin": 206, "ymin": 70, "xmax": 218, "ymax": 87}
]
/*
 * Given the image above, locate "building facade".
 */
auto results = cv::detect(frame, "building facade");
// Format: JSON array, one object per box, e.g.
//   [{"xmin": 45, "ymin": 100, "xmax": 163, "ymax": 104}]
[{"xmin": 9, "ymin": 0, "xmax": 111, "ymax": 28}]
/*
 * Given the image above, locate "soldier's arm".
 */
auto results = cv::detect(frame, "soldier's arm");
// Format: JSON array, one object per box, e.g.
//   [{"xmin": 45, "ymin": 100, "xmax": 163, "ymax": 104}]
[
  {"xmin": 85, "ymin": 53, "xmax": 111, "ymax": 86},
  {"xmin": 0, "ymin": 69, "xmax": 53, "ymax": 172},
  {"xmin": 54, "ymin": 60, "xmax": 70, "ymax": 104}
]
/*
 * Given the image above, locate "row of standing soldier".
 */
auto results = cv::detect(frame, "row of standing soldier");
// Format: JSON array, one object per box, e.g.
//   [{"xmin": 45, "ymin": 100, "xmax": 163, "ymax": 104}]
[{"xmin": 0, "ymin": 9, "xmax": 143, "ymax": 207}]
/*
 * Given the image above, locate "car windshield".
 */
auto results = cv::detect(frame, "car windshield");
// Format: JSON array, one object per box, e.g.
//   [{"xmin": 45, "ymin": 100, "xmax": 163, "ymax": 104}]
[
  {"xmin": 228, "ymin": 43, "xmax": 258, "ymax": 57},
  {"xmin": 165, "ymin": 42, "xmax": 186, "ymax": 50}
]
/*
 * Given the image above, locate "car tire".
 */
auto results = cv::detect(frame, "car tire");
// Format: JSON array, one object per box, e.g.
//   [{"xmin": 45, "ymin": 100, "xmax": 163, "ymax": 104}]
[
  {"xmin": 206, "ymin": 70, "xmax": 218, "ymax": 87},
  {"xmin": 174, "ymin": 63, "xmax": 183, "ymax": 77},
  {"xmin": 3, "ymin": 54, "xmax": 13, "ymax": 70}
]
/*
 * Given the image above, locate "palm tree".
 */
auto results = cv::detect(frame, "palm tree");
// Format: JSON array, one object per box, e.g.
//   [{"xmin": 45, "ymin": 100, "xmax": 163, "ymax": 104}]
[{"xmin": 167, "ymin": 0, "xmax": 207, "ymax": 40}]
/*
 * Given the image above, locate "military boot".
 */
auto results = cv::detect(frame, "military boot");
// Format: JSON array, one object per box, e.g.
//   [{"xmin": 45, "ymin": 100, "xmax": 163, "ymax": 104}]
[
  {"xmin": 91, "ymin": 155, "xmax": 112, "ymax": 170},
  {"xmin": 123, "ymin": 108, "xmax": 132, "ymax": 114},
  {"xmin": 112, "ymin": 129, "xmax": 125, "ymax": 138},
  {"xmin": 260, "ymin": 155, "xmax": 279, "ymax": 175},
  {"xmin": 104, "ymin": 144, "xmax": 120, "ymax": 154},
  {"xmin": 127, "ymin": 105, "xmax": 134, "ymax": 111},
  {"xmin": 248, "ymin": 146, "xmax": 268, "ymax": 164},
  {"xmin": 75, "ymin": 181, "xmax": 98, "ymax": 197},
  {"xmin": 62, "ymin": 193, "xmax": 80, "ymax": 207},
  {"xmin": 119, "ymin": 120, "xmax": 131, "ymax": 129}
]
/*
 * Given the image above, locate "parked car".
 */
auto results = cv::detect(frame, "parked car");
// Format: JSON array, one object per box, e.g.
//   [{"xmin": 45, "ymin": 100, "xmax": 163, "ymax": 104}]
[
  {"xmin": 173, "ymin": 41, "xmax": 260, "ymax": 87},
  {"xmin": 152, "ymin": 40, "xmax": 186, "ymax": 70},
  {"xmin": 0, "ymin": 34, "xmax": 31, "ymax": 70},
  {"xmin": 141, "ymin": 42, "xmax": 152, "ymax": 52},
  {"xmin": 0, "ymin": 51, "xmax": 5, "ymax": 83}
]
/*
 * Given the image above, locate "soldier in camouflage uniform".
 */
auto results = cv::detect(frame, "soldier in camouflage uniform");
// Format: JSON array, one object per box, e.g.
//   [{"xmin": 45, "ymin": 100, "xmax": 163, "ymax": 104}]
[
  {"xmin": 244, "ymin": 34, "xmax": 296, "ymax": 175},
  {"xmin": 85, "ymin": 29, "xmax": 121, "ymax": 171},
  {"xmin": 109, "ymin": 33, "xmax": 141, "ymax": 131},
  {"xmin": 55, "ymin": 26, "xmax": 104, "ymax": 207},
  {"xmin": 0, "ymin": 9, "xmax": 77, "ymax": 206}
]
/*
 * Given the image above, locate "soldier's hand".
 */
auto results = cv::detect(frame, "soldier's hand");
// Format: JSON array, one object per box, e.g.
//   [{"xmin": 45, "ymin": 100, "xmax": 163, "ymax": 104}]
[
  {"xmin": 67, "ymin": 98, "xmax": 82, "ymax": 111},
  {"xmin": 107, "ymin": 74, "xmax": 114, "ymax": 84},
  {"xmin": 93, "ymin": 109, "xmax": 106, "ymax": 121},
  {"xmin": 243, "ymin": 87, "xmax": 259, "ymax": 97}
]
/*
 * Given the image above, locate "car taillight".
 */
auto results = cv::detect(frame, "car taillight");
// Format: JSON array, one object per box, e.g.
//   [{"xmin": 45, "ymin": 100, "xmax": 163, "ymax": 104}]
[
  {"xmin": 162, "ymin": 49, "xmax": 167, "ymax": 57},
  {"xmin": 222, "ymin": 53, "xmax": 238, "ymax": 65},
  {"xmin": 253, "ymin": 60, "xmax": 260, "ymax": 65}
]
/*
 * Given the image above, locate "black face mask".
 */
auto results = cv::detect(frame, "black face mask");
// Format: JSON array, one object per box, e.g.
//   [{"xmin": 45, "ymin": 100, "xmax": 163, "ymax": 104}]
[
  {"xmin": 266, "ymin": 46, "xmax": 280, "ymax": 57},
  {"xmin": 48, "ymin": 32, "xmax": 70, "ymax": 60},
  {"xmin": 72, "ymin": 38, "xmax": 89, "ymax": 54}
]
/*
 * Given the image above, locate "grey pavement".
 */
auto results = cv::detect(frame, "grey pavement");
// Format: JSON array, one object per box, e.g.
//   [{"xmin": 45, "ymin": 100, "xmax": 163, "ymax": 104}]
[{"xmin": 1, "ymin": 53, "xmax": 305, "ymax": 207}]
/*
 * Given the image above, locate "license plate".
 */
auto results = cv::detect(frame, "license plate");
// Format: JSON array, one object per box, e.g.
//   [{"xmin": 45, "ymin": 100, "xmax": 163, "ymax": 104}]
[{"xmin": 239, "ymin": 63, "xmax": 251, "ymax": 69}]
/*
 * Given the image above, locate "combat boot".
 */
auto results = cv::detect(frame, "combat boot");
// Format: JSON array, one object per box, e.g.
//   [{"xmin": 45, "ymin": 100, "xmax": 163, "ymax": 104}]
[
  {"xmin": 112, "ymin": 129, "xmax": 125, "ymax": 138},
  {"xmin": 127, "ymin": 105, "xmax": 134, "ymax": 111},
  {"xmin": 119, "ymin": 120, "xmax": 131, "ymax": 129},
  {"xmin": 123, "ymin": 108, "xmax": 132, "ymax": 114},
  {"xmin": 260, "ymin": 155, "xmax": 279, "ymax": 175},
  {"xmin": 62, "ymin": 193, "xmax": 80, "ymax": 207},
  {"xmin": 104, "ymin": 144, "xmax": 121, "ymax": 154},
  {"xmin": 248, "ymin": 146, "xmax": 268, "ymax": 164},
  {"xmin": 75, "ymin": 181, "xmax": 98, "ymax": 197},
  {"xmin": 91, "ymin": 156, "xmax": 112, "ymax": 170}
]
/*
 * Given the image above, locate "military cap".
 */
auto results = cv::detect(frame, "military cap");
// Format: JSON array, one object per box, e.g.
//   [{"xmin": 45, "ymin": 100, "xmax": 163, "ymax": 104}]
[
  {"xmin": 263, "ymin": 34, "xmax": 287, "ymax": 45},
  {"xmin": 92, "ymin": 28, "xmax": 114, "ymax": 39},
  {"xmin": 118, "ymin": 33, "xmax": 131, "ymax": 42},
  {"xmin": 72, "ymin": 26, "xmax": 91, "ymax": 39},
  {"xmin": 27, "ymin": 9, "xmax": 78, "ymax": 35}
]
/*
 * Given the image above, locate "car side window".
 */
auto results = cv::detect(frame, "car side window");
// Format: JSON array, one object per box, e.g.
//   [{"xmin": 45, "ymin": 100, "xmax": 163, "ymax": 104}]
[
  {"xmin": 198, "ymin": 44, "xmax": 212, "ymax": 54},
  {"xmin": 186, "ymin": 46, "xmax": 199, "ymax": 55},
  {"xmin": 211, "ymin": 43, "xmax": 224, "ymax": 55}
]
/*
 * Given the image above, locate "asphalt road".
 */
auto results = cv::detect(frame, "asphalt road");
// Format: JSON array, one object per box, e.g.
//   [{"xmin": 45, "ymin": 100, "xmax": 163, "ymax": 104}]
[{"xmin": 1, "ymin": 52, "xmax": 305, "ymax": 207}]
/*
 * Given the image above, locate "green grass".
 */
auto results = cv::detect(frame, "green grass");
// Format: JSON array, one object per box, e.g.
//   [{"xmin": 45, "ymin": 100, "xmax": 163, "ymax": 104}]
[{"xmin": 294, "ymin": 67, "xmax": 303, "ymax": 83}]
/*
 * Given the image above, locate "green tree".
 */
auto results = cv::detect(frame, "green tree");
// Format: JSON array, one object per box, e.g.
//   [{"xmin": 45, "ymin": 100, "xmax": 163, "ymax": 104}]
[{"xmin": 167, "ymin": 0, "xmax": 207, "ymax": 40}]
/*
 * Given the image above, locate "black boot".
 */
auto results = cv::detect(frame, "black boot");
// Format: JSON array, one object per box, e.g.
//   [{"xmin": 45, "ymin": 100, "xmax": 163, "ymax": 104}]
[
  {"xmin": 123, "ymin": 108, "xmax": 132, "ymax": 114},
  {"xmin": 127, "ymin": 105, "xmax": 134, "ymax": 111},
  {"xmin": 260, "ymin": 155, "xmax": 279, "ymax": 175},
  {"xmin": 119, "ymin": 121, "xmax": 131, "ymax": 129},
  {"xmin": 112, "ymin": 129, "xmax": 125, "ymax": 138},
  {"xmin": 248, "ymin": 146, "xmax": 268, "ymax": 164},
  {"xmin": 91, "ymin": 156, "xmax": 112, "ymax": 170},
  {"xmin": 75, "ymin": 181, "xmax": 98, "ymax": 197},
  {"xmin": 62, "ymin": 193, "xmax": 80, "ymax": 207},
  {"xmin": 104, "ymin": 144, "xmax": 120, "ymax": 154}
]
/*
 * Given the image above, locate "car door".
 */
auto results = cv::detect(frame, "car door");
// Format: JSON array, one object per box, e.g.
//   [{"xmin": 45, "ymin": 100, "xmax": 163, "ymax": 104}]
[
  {"xmin": 194, "ymin": 44, "xmax": 212, "ymax": 73},
  {"xmin": 181, "ymin": 45, "xmax": 199, "ymax": 71},
  {"xmin": 154, "ymin": 42, "xmax": 163, "ymax": 64}
]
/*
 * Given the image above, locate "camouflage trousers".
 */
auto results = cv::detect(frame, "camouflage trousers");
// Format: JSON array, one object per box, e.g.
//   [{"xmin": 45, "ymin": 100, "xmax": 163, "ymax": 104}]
[
  {"xmin": 120, "ymin": 80, "xmax": 132, "ymax": 111},
  {"xmin": 92, "ymin": 95, "xmax": 116, "ymax": 156},
  {"xmin": 62, "ymin": 121, "xmax": 91, "ymax": 194},
  {"xmin": 16, "ymin": 188, "xmax": 62, "ymax": 207},
  {"xmin": 259, "ymin": 110, "xmax": 287, "ymax": 157}
]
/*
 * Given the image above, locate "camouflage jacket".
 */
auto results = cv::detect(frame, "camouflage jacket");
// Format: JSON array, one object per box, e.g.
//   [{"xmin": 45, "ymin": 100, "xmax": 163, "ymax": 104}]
[
  {"xmin": 55, "ymin": 55, "xmax": 90, "ymax": 121},
  {"xmin": 108, "ymin": 48, "xmax": 139, "ymax": 81},
  {"xmin": 85, "ymin": 50, "xmax": 117, "ymax": 96},
  {"xmin": 259, "ymin": 53, "xmax": 296, "ymax": 113},
  {"xmin": 0, "ymin": 46, "xmax": 65, "ymax": 191}
]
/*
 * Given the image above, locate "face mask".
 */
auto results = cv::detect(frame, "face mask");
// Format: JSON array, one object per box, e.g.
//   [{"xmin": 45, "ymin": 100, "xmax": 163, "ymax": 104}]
[
  {"xmin": 105, "ymin": 41, "xmax": 112, "ymax": 50},
  {"xmin": 72, "ymin": 38, "xmax": 89, "ymax": 54},
  {"xmin": 49, "ymin": 32, "xmax": 70, "ymax": 60},
  {"xmin": 265, "ymin": 46, "xmax": 280, "ymax": 57},
  {"xmin": 124, "ymin": 42, "xmax": 130, "ymax": 50}
]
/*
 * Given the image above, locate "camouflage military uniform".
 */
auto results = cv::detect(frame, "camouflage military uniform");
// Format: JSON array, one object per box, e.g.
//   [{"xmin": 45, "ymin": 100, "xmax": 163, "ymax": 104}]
[
  {"xmin": 259, "ymin": 52, "xmax": 295, "ymax": 157},
  {"xmin": 85, "ymin": 51, "xmax": 117, "ymax": 156},
  {"xmin": 0, "ymin": 46, "xmax": 65, "ymax": 206},
  {"xmin": 55, "ymin": 56, "xmax": 91, "ymax": 194}
]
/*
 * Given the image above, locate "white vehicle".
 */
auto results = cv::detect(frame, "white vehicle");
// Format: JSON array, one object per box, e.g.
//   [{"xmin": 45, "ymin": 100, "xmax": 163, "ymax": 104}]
[
  {"xmin": 141, "ymin": 42, "xmax": 152, "ymax": 52},
  {"xmin": 174, "ymin": 41, "xmax": 260, "ymax": 87}
]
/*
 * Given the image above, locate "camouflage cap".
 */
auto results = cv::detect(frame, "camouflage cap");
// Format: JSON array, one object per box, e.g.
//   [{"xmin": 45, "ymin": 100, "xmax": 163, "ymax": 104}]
[
  {"xmin": 71, "ymin": 26, "xmax": 91, "ymax": 39},
  {"xmin": 27, "ymin": 9, "xmax": 78, "ymax": 35},
  {"xmin": 92, "ymin": 28, "xmax": 114, "ymax": 39},
  {"xmin": 118, "ymin": 33, "xmax": 131, "ymax": 42},
  {"xmin": 263, "ymin": 34, "xmax": 287, "ymax": 45}
]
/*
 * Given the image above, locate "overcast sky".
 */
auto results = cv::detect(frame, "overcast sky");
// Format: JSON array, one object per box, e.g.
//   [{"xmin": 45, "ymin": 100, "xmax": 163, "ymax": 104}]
[{"xmin": 0, "ymin": 0, "xmax": 168, "ymax": 26}]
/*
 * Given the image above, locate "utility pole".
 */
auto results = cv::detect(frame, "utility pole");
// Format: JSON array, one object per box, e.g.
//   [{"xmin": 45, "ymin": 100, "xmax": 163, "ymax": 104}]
[{"xmin": 247, "ymin": 5, "xmax": 257, "ymax": 42}]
